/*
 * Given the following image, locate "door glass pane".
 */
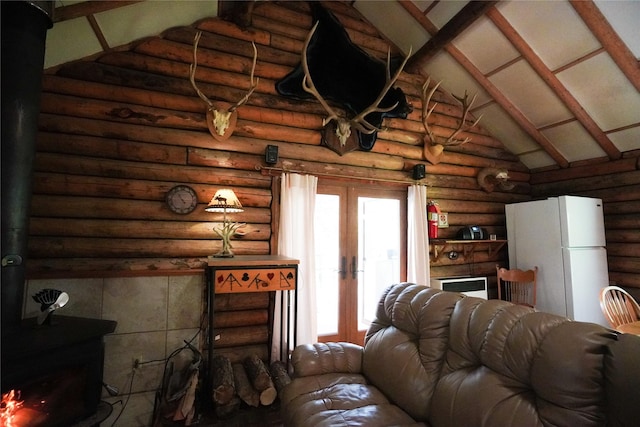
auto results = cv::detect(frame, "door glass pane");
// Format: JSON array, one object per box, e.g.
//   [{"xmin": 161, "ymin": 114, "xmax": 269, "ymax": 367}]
[
  {"xmin": 358, "ymin": 197, "xmax": 401, "ymax": 331},
  {"xmin": 314, "ymin": 194, "xmax": 340, "ymax": 336}
]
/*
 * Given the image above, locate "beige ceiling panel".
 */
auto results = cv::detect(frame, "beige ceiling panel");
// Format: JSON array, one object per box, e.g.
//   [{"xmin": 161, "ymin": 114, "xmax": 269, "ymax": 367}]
[
  {"xmin": 423, "ymin": 51, "xmax": 491, "ymax": 105},
  {"xmin": 607, "ymin": 127, "xmax": 640, "ymax": 153},
  {"xmin": 541, "ymin": 122, "xmax": 607, "ymax": 163},
  {"xmin": 45, "ymin": 18, "xmax": 102, "ymax": 69},
  {"xmin": 498, "ymin": 1, "xmax": 600, "ymax": 71},
  {"xmin": 557, "ymin": 52, "xmax": 640, "ymax": 131},
  {"xmin": 422, "ymin": 0, "xmax": 467, "ymax": 29},
  {"xmin": 94, "ymin": 1, "xmax": 217, "ymax": 49},
  {"xmin": 355, "ymin": 1, "xmax": 430, "ymax": 56},
  {"xmin": 519, "ymin": 150, "xmax": 557, "ymax": 170},
  {"xmin": 453, "ymin": 16, "xmax": 520, "ymax": 74},
  {"xmin": 489, "ymin": 60, "xmax": 572, "ymax": 127},
  {"xmin": 595, "ymin": 0, "xmax": 640, "ymax": 58},
  {"xmin": 475, "ymin": 103, "xmax": 542, "ymax": 161}
]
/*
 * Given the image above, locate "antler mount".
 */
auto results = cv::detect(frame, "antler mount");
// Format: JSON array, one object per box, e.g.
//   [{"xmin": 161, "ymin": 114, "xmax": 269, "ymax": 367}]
[
  {"xmin": 421, "ymin": 77, "xmax": 482, "ymax": 164},
  {"xmin": 190, "ymin": 31, "xmax": 258, "ymax": 141}
]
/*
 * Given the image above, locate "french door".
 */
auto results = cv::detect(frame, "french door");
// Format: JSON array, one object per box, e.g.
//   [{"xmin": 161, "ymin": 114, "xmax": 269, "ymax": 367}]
[{"xmin": 314, "ymin": 183, "xmax": 407, "ymax": 344}]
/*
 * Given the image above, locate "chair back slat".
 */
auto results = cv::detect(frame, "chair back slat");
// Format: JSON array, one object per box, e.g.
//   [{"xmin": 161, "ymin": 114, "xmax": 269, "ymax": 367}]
[
  {"xmin": 600, "ymin": 286, "xmax": 640, "ymax": 329},
  {"xmin": 496, "ymin": 265, "xmax": 538, "ymax": 308}
]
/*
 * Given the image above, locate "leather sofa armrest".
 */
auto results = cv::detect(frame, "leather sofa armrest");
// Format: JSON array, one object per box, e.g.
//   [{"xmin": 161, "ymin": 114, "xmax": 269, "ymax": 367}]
[{"xmin": 291, "ymin": 342, "xmax": 364, "ymax": 378}]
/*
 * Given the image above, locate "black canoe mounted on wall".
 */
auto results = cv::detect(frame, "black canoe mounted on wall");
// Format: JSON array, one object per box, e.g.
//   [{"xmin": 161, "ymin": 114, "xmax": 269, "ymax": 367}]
[{"xmin": 276, "ymin": 3, "xmax": 412, "ymax": 155}]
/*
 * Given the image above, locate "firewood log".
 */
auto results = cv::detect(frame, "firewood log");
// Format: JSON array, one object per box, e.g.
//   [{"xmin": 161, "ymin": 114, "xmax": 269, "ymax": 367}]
[
  {"xmin": 270, "ymin": 360, "xmax": 291, "ymax": 394},
  {"xmin": 243, "ymin": 354, "xmax": 277, "ymax": 405},
  {"xmin": 211, "ymin": 355, "xmax": 235, "ymax": 406},
  {"xmin": 232, "ymin": 362, "xmax": 260, "ymax": 407}
]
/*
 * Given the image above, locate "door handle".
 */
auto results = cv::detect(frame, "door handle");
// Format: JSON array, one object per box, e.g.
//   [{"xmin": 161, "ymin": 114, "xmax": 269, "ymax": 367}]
[
  {"xmin": 339, "ymin": 256, "xmax": 347, "ymax": 280},
  {"xmin": 351, "ymin": 256, "xmax": 357, "ymax": 279}
]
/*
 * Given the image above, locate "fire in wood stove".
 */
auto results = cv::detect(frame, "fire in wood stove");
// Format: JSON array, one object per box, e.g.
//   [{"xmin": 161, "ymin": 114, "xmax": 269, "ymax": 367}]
[{"xmin": 1, "ymin": 364, "xmax": 90, "ymax": 427}]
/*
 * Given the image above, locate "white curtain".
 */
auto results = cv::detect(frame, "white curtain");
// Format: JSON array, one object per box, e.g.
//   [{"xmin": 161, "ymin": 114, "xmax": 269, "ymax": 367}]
[
  {"xmin": 407, "ymin": 184, "xmax": 430, "ymax": 285},
  {"xmin": 271, "ymin": 173, "xmax": 318, "ymax": 363}
]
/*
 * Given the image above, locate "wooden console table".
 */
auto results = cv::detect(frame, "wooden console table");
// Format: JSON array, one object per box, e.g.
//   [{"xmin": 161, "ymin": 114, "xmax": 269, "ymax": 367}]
[{"xmin": 205, "ymin": 255, "xmax": 299, "ymax": 379}]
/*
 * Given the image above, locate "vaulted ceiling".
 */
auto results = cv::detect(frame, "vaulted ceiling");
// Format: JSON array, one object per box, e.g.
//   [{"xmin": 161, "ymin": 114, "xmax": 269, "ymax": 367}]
[{"xmin": 46, "ymin": 0, "xmax": 640, "ymax": 171}]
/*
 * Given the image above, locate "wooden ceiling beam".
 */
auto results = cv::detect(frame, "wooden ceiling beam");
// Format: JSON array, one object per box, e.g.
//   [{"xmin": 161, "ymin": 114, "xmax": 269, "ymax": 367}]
[
  {"xmin": 400, "ymin": 1, "xmax": 569, "ymax": 168},
  {"xmin": 405, "ymin": 0, "xmax": 498, "ymax": 74},
  {"xmin": 487, "ymin": 8, "xmax": 621, "ymax": 160},
  {"xmin": 570, "ymin": 0, "xmax": 640, "ymax": 93}
]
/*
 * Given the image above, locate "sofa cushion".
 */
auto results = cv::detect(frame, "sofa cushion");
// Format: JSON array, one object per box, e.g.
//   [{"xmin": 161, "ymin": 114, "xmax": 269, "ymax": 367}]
[
  {"xmin": 280, "ymin": 373, "xmax": 424, "ymax": 427},
  {"xmin": 364, "ymin": 285, "xmax": 464, "ymax": 421}
]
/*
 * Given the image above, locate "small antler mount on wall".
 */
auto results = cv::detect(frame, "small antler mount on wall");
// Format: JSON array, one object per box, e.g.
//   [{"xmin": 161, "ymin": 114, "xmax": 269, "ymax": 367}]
[
  {"xmin": 421, "ymin": 78, "xmax": 482, "ymax": 165},
  {"xmin": 190, "ymin": 31, "xmax": 258, "ymax": 141}
]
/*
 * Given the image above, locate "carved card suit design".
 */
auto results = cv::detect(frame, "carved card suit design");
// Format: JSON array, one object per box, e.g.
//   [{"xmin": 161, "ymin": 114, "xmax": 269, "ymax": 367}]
[
  {"xmin": 217, "ymin": 275, "xmax": 224, "ymax": 283},
  {"xmin": 267, "ymin": 272, "xmax": 274, "ymax": 281},
  {"xmin": 287, "ymin": 272, "xmax": 294, "ymax": 279},
  {"xmin": 242, "ymin": 273, "xmax": 250, "ymax": 281}
]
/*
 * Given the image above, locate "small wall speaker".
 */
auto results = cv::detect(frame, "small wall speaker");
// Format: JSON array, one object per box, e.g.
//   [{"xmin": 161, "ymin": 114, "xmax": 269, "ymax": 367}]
[
  {"xmin": 412, "ymin": 164, "xmax": 426, "ymax": 180},
  {"xmin": 265, "ymin": 144, "xmax": 279, "ymax": 165}
]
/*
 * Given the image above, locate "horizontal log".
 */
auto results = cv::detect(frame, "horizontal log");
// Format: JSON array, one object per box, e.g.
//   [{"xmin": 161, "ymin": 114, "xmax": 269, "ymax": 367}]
[
  {"xmin": 29, "ymin": 218, "xmax": 270, "ymax": 241},
  {"xmin": 605, "ymin": 229, "xmax": 640, "ymax": 244},
  {"xmin": 609, "ymin": 272, "xmax": 640, "ymax": 288},
  {"xmin": 605, "ymin": 214, "xmax": 640, "ymax": 230},
  {"xmin": 213, "ymin": 345, "xmax": 269, "ymax": 365},
  {"xmin": 214, "ymin": 325, "xmax": 269, "ymax": 348},
  {"xmin": 607, "ymin": 256, "xmax": 640, "ymax": 274},
  {"xmin": 38, "ymin": 132, "xmax": 188, "ymax": 165},
  {"xmin": 532, "ymin": 170, "xmax": 640, "ymax": 196},
  {"xmin": 28, "ymin": 237, "xmax": 269, "ymax": 258},
  {"xmin": 30, "ymin": 195, "xmax": 270, "ymax": 224},
  {"xmin": 607, "ymin": 243, "xmax": 640, "ymax": 258},
  {"xmin": 163, "ymin": 26, "xmax": 300, "ymax": 68},
  {"xmin": 194, "ymin": 17, "xmax": 271, "ymax": 46},
  {"xmin": 213, "ymin": 309, "xmax": 269, "ymax": 328},
  {"xmin": 213, "ymin": 292, "xmax": 270, "ymax": 311},
  {"xmin": 33, "ymin": 172, "xmax": 271, "ymax": 207},
  {"xmin": 603, "ymin": 200, "xmax": 640, "ymax": 215},
  {"xmin": 26, "ymin": 259, "xmax": 208, "ymax": 278},
  {"xmin": 35, "ymin": 152, "xmax": 271, "ymax": 195},
  {"xmin": 530, "ymin": 157, "xmax": 638, "ymax": 185},
  {"xmin": 435, "ymin": 200, "xmax": 508, "ymax": 214}
]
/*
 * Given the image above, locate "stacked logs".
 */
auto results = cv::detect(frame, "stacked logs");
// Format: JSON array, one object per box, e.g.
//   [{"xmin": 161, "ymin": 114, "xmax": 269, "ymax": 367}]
[{"xmin": 211, "ymin": 354, "xmax": 291, "ymax": 417}]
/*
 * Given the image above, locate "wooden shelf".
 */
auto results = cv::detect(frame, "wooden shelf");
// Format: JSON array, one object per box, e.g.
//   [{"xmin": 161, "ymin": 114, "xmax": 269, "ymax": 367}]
[{"xmin": 430, "ymin": 239, "xmax": 507, "ymax": 261}]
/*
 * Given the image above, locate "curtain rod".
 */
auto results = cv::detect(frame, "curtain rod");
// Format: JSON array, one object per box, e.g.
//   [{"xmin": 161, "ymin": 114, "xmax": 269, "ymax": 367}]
[{"xmin": 256, "ymin": 165, "xmax": 426, "ymax": 186}]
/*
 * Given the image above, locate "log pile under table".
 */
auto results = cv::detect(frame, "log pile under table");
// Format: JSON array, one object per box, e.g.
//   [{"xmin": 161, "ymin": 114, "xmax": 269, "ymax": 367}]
[{"xmin": 211, "ymin": 354, "xmax": 291, "ymax": 417}]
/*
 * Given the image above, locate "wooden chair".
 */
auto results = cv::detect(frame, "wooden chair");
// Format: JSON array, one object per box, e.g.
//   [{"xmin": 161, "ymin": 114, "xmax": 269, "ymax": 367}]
[
  {"xmin": 599, "ymin": 285, "xmax": 640, "ymax": 330},
  {"xmin": 496, "ymin": 265, "xmax": 538, "ymax": 308}
]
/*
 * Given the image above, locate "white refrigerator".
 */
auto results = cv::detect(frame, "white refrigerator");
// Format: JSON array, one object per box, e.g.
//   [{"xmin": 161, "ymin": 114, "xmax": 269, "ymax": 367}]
[{"xmin": 505, "ymin": 196, "xmax": 609, "ymax": 326}]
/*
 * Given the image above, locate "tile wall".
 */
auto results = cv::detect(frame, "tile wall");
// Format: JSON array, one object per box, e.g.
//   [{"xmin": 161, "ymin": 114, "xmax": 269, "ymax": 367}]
[{"xmin": 24, "ymin": 274, "xmax": 205, "ymax": 426}]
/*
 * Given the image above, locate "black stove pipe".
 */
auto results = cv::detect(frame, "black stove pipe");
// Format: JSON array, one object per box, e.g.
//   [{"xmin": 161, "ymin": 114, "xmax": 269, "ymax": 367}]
[{"xmin": 1, "ymin": 1, "xmax": 53, "ymax": 332}]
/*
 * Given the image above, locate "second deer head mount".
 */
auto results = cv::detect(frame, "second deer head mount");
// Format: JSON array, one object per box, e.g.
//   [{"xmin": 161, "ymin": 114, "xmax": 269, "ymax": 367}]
[
  {"xmin": 421, "ymin": 77, "xmax": 482, "ymax": 165},
  {"xmin": 190, "ymin": 31, "xmax": 259, "ymax": 141}
]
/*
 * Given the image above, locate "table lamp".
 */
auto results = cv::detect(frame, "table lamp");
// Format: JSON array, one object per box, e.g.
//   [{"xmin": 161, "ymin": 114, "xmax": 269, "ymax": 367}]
[{"xmin": 206, "ymin": 189, "xmax": 244, "ymax": 257}]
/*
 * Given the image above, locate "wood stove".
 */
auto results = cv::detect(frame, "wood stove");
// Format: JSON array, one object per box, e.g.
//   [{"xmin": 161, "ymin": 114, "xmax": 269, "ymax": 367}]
[{"xmin": 1, "ymin": 316, "xmax": 116, "ymax": 426}]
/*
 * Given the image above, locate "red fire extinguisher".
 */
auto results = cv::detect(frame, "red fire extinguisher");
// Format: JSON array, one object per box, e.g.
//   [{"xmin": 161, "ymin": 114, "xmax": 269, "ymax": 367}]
[{"xmin": 427, "ymin": 200, "xmax": 440, "ymax": 239}]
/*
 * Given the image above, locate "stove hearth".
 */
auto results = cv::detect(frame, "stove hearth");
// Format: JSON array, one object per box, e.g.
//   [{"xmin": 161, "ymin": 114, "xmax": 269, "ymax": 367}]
[{"xmin": 1, "ymin": 316, "xmax": 116, "ymax": 427}]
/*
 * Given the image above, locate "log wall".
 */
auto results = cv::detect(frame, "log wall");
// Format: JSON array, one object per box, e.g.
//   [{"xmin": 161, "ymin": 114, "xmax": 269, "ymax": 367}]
[
  {"xmin": 531, "ymin": 155, "xmax": 640, "ymax": 289},
  {"xmin": 30, "ymin": 1, "xmax": 526, "ymax": 281},
  {"xmin": 29, "ymin": 1, "xmax": 530, "ymax": 363}
]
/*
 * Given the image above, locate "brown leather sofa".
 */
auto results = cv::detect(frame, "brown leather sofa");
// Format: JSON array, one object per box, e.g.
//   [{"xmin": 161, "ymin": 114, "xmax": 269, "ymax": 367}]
[{"xmin": 280, "ymin": 283, "xmax": 640, "ymax": 426}]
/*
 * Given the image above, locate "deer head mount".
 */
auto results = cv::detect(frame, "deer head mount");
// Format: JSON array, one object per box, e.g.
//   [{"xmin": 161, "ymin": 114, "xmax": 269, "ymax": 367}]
[
  {"xmin": 300, "ymin": 22, "xmax": 411, "ymax": 154},
  {"xmin": 190, "ymin": 31, "xmax": 258, "ymax": 141},
  {"xmin": 421, "ymin": 78, "xmax": 482, "ymax": 164},
  {"xmin": 275, "ymin": 3, "xmax": 412, "ymax": 155}
]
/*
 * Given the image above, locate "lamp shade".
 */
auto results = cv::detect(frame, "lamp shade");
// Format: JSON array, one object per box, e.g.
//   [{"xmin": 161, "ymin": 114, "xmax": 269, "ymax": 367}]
[{"xmin": 205, "ymin": 189, "xmax": 243, "ymax": 213}]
